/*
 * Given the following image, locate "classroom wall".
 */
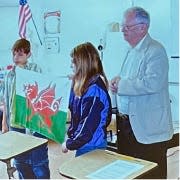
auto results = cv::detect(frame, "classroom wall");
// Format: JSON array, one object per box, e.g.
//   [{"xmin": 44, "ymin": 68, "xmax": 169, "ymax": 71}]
[
  {"xmin": 0, "ymin": 0, "xmax": 178, "ymax": 74},
  {"xmin": 32, "ymin": 0, "xmax": 133, "ymax": 76},
  {"xmin": 0, "ymin": 0, "xmax": 179, "ymax": 123}
]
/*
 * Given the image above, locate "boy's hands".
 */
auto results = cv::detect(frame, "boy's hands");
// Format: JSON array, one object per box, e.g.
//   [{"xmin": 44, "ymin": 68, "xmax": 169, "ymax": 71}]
[{"xmin": 62, "ymin": 142, "xmax": 68, "ymax": 153}]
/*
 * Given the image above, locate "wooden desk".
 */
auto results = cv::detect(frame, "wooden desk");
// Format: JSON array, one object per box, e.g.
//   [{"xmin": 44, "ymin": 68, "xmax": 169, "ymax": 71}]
[
  {"xmin": 0, "ymin": 131, "xmax": 48, "ymax": 179},
  {"xmin": 59, "ymin": 150, "xmax": 157, "ymax": 179}
]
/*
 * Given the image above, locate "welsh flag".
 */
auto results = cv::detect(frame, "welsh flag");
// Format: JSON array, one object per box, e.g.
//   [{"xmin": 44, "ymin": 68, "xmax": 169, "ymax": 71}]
[{"xmin": 13, "ymin": 67, "xmax": 71, "ymax": 143}]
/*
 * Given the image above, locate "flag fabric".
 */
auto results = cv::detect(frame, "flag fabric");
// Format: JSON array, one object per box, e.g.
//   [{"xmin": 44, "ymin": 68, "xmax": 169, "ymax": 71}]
[
  {"xmin": 14, "ymin": 67, "xmax": 71, "ymax": 143},
  {"xmin": 19, "ymin": 0, "xmax": 32, "ymax": 38}
]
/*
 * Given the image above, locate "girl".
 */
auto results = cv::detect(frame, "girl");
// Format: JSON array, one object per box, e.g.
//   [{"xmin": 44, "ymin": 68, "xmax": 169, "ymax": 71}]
[{"xmin": 62, "ymin": 42, "xmax": 112, "ymax": 157}]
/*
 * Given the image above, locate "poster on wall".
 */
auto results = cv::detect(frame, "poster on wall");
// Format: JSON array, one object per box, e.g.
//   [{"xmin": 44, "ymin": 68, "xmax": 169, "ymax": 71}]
[
  {"xmin": 44, "ymin": 10, "xmax": 61, "ymax": 34},
  {"xmin": 44, "ymin": 37, "xmax": 60, "ymax": 54}
]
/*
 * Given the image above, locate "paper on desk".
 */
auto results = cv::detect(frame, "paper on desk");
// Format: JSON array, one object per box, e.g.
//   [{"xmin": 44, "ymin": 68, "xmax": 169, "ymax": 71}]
[{"xmin": 86, "ymin": 159, "xmax": 144, "ymax": 179}]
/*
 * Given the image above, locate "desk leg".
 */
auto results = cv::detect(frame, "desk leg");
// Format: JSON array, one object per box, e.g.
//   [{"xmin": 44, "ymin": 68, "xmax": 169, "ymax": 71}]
[{"xmin": 4, "ymin": 159, "xmax": 16, "ymax": 179}]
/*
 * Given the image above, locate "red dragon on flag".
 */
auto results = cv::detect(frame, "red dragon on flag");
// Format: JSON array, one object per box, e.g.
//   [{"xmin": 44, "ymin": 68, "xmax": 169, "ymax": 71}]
[{"xmin": 24, "ymin": 82, "xmax": 62, "ymax": 127}]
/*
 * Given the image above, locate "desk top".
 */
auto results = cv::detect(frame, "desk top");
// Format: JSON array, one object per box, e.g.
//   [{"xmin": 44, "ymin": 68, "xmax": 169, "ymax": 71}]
[
  {"xmin": 59, "ymin": 150, "xmax": 157, "ymax": 179},
  {"xmin": 0, "ymin": 131, "xmax": 47, "ymax": 160}
]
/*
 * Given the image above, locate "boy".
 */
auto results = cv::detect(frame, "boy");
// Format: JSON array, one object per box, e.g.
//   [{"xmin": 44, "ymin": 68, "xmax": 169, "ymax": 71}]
[{"xmin": 1, "ymin": 38, "xmax": 50, "ymax": 179}]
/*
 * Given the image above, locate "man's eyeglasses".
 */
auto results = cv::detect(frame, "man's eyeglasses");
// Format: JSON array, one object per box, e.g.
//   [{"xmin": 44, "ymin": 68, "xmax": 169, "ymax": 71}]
[{"xmin": 120, "ymin": 23, "xmax": 144, "ymax": 30}]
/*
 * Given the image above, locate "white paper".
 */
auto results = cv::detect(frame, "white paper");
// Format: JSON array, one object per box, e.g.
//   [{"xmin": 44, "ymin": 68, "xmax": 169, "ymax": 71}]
[{"xmin": 86, "ymin": 160, "xmax": 144, "ymax": 179}]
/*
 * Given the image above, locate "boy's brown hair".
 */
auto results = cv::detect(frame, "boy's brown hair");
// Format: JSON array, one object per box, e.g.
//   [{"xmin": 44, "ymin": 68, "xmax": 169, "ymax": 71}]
[{"xmin": 12, "ymin": 38, "xmax": 31, "ymax": 54}]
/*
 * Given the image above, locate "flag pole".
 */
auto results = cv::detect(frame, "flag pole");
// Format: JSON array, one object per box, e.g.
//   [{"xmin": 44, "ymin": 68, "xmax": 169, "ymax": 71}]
[{"xmin": 31, "ymin": 16, "xmax": 42, "ymax": 45}]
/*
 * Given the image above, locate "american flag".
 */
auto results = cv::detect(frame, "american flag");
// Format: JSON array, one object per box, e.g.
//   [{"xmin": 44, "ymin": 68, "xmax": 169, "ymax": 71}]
[{"xmin": 19, "ymin": 0, "xmax": 32, "ymax": 38}]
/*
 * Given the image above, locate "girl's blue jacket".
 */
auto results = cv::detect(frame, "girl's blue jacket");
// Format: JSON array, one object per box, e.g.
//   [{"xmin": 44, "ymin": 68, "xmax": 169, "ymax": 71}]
[{"xmin": 66, "ymin": 75, "xmax": 112, "ymax": 151}]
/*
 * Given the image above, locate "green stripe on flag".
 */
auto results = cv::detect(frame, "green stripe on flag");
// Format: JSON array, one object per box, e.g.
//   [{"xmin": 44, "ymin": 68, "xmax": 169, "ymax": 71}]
[{"xmin": 14, "ymin": 95, "xmax": 67, "ymax": 143}]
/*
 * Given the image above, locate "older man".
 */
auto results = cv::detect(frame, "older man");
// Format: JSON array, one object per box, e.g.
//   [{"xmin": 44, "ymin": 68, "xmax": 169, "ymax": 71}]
[{"xmin": 110, "ymin": 7, "xmax": 173, "ymax": 179}]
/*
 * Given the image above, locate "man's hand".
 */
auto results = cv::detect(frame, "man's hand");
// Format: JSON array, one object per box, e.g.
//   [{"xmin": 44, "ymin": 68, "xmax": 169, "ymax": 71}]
[{"xmin": 109, "ymin": 76, "xmax": 120, "ymax": 93}]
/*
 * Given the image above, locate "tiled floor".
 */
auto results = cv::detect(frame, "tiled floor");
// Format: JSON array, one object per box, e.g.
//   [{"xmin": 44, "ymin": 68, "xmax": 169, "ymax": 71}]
[{"xmin": 0, "ymin": 141, "xmax": 179, "ymax": 179}]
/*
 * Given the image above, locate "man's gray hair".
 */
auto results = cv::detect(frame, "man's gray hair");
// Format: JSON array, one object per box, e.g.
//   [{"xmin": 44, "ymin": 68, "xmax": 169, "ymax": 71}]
[{"xmin": 125, "ymin": 7, "xmax": 150, "ymax": 28}]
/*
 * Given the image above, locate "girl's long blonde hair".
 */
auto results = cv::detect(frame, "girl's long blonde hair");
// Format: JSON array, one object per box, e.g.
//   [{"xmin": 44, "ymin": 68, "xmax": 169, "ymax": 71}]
[{"xmin": 71, "ymin": 42, "xmax": 108, "ymax": 96}]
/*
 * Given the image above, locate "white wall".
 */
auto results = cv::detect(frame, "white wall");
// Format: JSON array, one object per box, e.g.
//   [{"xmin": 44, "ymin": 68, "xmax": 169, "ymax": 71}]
[
  {"xmin": 0, "ymin": 0, "xmax": 177, "ymax": 74},
  {"xmin": 0, "ymin": 0, "xmax": 179, "ymax": 124},
  {"xmin": 0, "ymin": 5, "xmax": 18, "ymax": 66},
  {"xmin": 36, "ymin": 0, "xmax": 133, "ymax": 76}
]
